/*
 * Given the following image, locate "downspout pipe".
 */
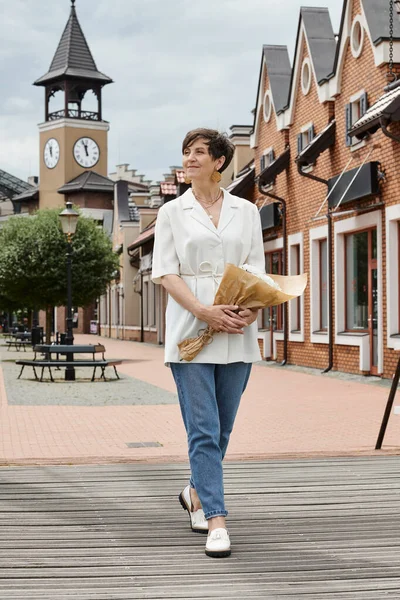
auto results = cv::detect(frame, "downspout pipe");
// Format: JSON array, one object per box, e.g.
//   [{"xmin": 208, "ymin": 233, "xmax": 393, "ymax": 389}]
[
  {"xmin": 258, "ymin": 180, "xmax": 288, "ymax": 366},
  {"xmin": 380, "ymin": 116, "xmax": 400, "ymax": 144},
  {"xmin": 296, "ymin": 163, "xmax": 333, "ymax": 373}
]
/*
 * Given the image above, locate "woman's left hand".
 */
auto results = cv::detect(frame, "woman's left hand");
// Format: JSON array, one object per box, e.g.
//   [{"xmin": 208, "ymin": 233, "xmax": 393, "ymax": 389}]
[{"xmin": 225, "ymin": 307, "xmax": 259, "ymax": 327}]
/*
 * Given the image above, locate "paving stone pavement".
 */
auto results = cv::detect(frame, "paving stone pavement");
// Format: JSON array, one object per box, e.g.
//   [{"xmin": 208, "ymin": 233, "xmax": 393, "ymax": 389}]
[
  {"xmin": 0, "ymin": 334, "xmax": 399, "ymax": 465},
  {"xmin": 1, "ymin": 356, "xmax": 177, "ymax": 406}
]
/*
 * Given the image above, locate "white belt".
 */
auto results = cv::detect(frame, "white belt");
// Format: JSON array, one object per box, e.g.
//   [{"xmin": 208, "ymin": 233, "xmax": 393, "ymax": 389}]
[{"xmin": 181, "ymin": 261, "xmax": 222, "ymax": 295}]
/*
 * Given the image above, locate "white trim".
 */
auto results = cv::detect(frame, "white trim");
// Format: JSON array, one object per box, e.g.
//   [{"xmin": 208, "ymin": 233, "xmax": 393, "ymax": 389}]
[
  {"xmin": 288, "ymin": 232, "xmax": 304, "ymax": 342},
  {"xmin": 262, "ymin": 146, "xmax": 273, "ymax": 156},
  {"xmin": 38, "ymin": 119, "xmax": 110, "ymax": 133},
  {"xmin": 300, "ymin": 121, "xmax": 313, "ymax": 134},
  {"xmin": 301, "ymin": 58, "xmax": 312, "ymax": 95},
  {"xmin": 257, "ymin": 331, "xmax": 270, "ymax": 358},
  {"xmin": 264, "ymin": 237, "xmax": 283, "ymax": 253},
  {"xmin": 386, "ymin": 205, "xmax": 400, "ymax": 350},
  {"xmin": 273, "ymin": 331, "xmax": 284, "ymax": 359},
  {"xmin": 350, "ymin": 139, "xmax": 367, "ymax": 152},
  {"xmin": 334, "ymin": 211, "xmax": 383, "ymax": 374},
  {"xmin": 349, "ymin": 88, "xmax": 366, "ymax": 104},
  {"xmin": 309, "ymin": 225, "xmax": 329, "ymax": 345}
]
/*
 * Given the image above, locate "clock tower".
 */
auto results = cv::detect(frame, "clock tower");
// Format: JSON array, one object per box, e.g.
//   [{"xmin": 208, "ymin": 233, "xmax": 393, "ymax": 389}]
[{"xmin": 34, "ymin": 0, "xmax": 113, "ymax": 209}]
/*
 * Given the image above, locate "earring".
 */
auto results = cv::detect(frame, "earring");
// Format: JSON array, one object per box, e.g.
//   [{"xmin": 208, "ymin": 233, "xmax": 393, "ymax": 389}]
[
  {"xmin": 211, "ymin": 170, "xmax": 222, "ymax": 183},
  {"xmin": 184, "ymin": 175, "xmax": 192, "ymax": 184}
]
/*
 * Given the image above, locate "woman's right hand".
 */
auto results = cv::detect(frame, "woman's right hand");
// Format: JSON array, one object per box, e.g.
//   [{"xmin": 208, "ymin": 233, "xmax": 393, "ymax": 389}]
[{"xmin": 196, "ymin": 304, "xmax": 247, "ymax": 334}]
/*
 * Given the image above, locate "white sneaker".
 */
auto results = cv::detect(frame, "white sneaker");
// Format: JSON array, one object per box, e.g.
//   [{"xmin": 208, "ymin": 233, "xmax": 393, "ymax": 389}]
[
  {"xmin": 205, "ymin": 528, "xmax": 231, "ymax": 558},
  {"xmin": 179, "ymin": 485, "xmax": 208, "ymax": 533}
]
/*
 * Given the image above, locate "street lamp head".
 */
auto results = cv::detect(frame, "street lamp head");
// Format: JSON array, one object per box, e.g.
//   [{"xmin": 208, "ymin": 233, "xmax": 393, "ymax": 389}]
[{"xmin": 59, "ymin": 201, "xmax": 79, "ymax": 238}]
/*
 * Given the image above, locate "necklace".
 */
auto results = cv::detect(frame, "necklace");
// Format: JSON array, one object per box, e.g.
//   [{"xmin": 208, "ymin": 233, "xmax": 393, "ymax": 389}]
[{"xmin": 192, "ymin": 188, "xmax": 222, "ymax": 220}]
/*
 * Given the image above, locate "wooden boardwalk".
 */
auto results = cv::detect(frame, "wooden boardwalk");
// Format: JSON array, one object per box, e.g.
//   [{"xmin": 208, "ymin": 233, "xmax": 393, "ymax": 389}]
[{"xmin": 0, "ymin": 456, "xmax": 400, "ymax": 599}]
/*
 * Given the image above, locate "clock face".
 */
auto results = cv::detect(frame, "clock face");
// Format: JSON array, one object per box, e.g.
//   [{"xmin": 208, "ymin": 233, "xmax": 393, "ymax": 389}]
[
  {"xmin": 44, "ymin": 138, "xmax": 60, "ymax": 169},
  {"xmin": 73, "ymin": 137, "xmax": 100, "ymax": 168}
]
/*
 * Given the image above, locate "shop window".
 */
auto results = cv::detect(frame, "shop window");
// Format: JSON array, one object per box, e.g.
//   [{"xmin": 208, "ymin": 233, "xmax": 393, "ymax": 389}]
[{"xmin": 345, "ymin": 230, "xmax": 369, "ymax": 330}]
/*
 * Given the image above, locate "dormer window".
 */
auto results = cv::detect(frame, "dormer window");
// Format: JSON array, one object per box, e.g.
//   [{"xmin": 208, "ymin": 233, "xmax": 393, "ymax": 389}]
[{"xmin": 346, "ymin": 91, "xmax": 368, "ymax": 146}]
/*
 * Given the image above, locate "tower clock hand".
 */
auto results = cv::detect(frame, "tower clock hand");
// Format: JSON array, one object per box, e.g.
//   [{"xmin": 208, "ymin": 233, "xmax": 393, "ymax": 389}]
[
  {"xmin": 49, "ymin": 145, "xmax": 53, "ymax": 157},
  {"xmin": 81, "ymin": 140, "xmax": 89, "ymax": 156}
]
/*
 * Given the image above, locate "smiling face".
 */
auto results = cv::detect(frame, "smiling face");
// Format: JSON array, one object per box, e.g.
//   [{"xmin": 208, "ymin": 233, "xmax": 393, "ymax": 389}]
[{"xmin": 183, "ymin": 138, "xmax": 225, "ymax": 183}]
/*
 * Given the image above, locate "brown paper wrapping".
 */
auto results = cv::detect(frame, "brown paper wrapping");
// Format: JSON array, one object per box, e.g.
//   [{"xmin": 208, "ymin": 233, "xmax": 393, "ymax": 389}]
[{"xmin": 178, "ymin": 264, "xmax": 307, "ymax": 362}]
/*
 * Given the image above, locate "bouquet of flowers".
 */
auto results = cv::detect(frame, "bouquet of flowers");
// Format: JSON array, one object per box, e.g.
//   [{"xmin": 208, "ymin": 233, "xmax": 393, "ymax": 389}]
[{"xmin": 178, "ymin": 263, "xmax": 307, "ymax": 362}]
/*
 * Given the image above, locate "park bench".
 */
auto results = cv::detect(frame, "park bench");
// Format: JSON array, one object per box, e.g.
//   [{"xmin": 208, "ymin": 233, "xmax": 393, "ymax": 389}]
[
  {"xmin": 5, "ymin": 334, "xmax": 32, "ymax": 351},
  {"xmin": 6, "ymin": 340, "xmax": 31, "ymax": 351},
  {"xmin": 16, "ymin": 344, "xmax": 121, "ymax": 382}
]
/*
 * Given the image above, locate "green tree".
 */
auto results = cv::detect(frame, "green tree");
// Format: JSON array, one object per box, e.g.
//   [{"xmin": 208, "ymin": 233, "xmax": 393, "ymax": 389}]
[{"xmin": 0, "ymin": 208, "xmax": 119, "ymax": 341}]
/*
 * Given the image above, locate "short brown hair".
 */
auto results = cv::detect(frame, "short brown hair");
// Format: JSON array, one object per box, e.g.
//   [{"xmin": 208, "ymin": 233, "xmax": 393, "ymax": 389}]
[{"xmin": 182, "ymin": 128, "xmax": 235, "ymax": 173}]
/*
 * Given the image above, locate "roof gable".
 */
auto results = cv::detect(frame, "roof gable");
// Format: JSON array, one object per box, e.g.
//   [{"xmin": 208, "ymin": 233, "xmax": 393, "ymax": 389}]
[
  {"xmin": 57, "ymin": 170, "xmax": 115, "ymax": 194},
  {"xmin": 362, "ymin": 0, "xmax": 400, "ymax": 45},
  {"xmin": 301, "ymin": 7, "xmax": 336, "ymax": 84},
  {"xmin": 262, "ymin": 46, "xmax": 292, "ymax": 113}
]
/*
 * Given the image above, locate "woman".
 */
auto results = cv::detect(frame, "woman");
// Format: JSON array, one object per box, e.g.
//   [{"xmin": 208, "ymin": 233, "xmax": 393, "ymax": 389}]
[{"xmin": 152, "ymin": 128, "xmax": 265, "ymax": 558}]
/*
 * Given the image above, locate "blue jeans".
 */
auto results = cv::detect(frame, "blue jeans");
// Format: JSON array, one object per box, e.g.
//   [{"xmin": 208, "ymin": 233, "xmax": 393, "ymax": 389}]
[{"xmin": 170, "ymin": 362, "xmax": 252, "ymax": 519}]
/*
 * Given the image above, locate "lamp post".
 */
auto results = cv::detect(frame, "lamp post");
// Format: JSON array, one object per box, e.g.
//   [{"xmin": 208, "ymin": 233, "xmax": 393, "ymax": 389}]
[{"xmin": 59, "ymin": 201, "xmax": 79, "ymax": 381}]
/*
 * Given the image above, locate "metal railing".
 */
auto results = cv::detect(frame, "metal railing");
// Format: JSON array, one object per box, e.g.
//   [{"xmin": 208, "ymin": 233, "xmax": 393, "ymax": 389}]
[{"xmin": 48, "ymin": 109, "xmax": 100, "ymax": 121}]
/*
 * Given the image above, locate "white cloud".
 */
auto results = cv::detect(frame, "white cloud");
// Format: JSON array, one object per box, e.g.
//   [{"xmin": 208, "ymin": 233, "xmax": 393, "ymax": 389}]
[{"xmin": 0, "ymin": 0, "xmax": 343, "ymax": 183}]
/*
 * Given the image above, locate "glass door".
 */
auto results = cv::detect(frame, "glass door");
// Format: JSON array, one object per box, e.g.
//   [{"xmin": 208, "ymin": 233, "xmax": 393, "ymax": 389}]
[
  {"xmin": 369, "ymin": 230, "xmax": 378, "ymax": 374},
  {"xmin": 345, "ymin": 227, "xmax": 378, "ymax": 374}
]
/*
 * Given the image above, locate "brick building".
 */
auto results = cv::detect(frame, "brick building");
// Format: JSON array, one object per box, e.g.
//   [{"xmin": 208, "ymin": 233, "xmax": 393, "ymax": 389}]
[{"xmin": 253, "ymin": 0, "xmax": 400, "ymax": 378}]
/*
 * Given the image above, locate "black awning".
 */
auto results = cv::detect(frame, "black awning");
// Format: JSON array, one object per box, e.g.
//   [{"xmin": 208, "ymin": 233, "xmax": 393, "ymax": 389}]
[
  {"xmin": 349, "ymin": 82, "xmax": 400, "ymax": 139},
  {"xmin": 327, "ymin": 161, "xmax": 381, "ymax": 209},
  {"xmin": 259, "ymin": 203, "xmax": 281, "ymax": 231},
  {"xmin": 259, "ymin": 147, "xmax": 290, "ymax": 188},
  {"xmin": 296, "ymin": 120, "xmax": 336, "ymax": 167}
]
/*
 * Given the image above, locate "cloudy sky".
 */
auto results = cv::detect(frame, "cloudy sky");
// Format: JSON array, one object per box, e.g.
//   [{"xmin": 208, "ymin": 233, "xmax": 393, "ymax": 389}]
[{"xmin": 0, "ymin": 0, "xmax": 343, "ymax": 184}]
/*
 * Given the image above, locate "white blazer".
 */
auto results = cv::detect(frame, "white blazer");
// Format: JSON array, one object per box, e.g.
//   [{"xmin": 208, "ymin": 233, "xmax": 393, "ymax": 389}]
[{"xmin": 152, "ymin": 188, "xmax": 265, "ymax": 364}]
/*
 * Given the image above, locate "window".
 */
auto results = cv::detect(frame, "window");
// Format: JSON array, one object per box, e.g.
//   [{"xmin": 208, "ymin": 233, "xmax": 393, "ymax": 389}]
[
  {"xmin": 319, "ymin": 239, "xmax": 328, "ymax": 330},
  {"xmin": 260, "ymin": 148, "xmax": 275, "ymax": 173},
  {"xmin": 297, "ymin": 124, "xmax": 315, "ymax": 155},
  {"xmin": 301, "ymin": 58, "xmax": 312, "ymax": 95},
  {"xmin": 345, "ymin": 92, "xmax": 368, "ymax": 146},
  {"xmin": 345, "ymin": 230, "xmax": 370, "ymax": 330},
  {"xmin": 350, "ymin": 17, "xmax": 364, "ymax": 58},
  {"xmin": 263, "ymin": 90, "xmax": 272, "ymax": 122},
  {"xmin": 262, "ymin": 250, "xmax": 283, "ymax": 330}
]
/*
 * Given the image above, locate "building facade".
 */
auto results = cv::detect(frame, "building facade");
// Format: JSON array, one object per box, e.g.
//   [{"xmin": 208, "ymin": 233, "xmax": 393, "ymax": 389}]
[{"xmin": 253, "ymin": 0, "xmax": 400, "ymax": 379}]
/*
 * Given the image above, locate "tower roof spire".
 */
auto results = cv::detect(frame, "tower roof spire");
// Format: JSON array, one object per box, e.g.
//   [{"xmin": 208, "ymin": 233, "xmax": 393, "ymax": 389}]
[{"xmin": 34, "ymin": 0, "xmax": 112, "ymax": 87}]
